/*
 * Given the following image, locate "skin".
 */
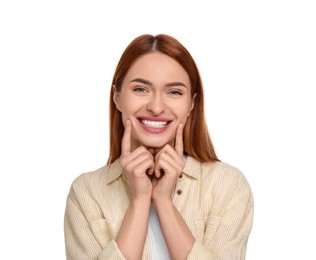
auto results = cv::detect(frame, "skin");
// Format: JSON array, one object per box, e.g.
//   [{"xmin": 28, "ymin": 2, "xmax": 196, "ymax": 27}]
[{"xmin": 114, "ymin": 52, "xmax": 195, "ymax": 260}]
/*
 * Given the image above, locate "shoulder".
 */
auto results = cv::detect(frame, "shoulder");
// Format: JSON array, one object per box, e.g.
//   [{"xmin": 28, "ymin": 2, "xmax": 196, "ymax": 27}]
[
  {"xmin": 67, "ymin": 165, "xmax": 110, "ymax": 205},
  {"xmin": 186, "ymin": 156, "xmax": 247, "ymax": 183},
  {"xmin": 68, "ymin": 159, "xmax": 123, "ymax": 200},
  {"xmin": 203, "ymin": 161, "xmax": 251, "ymax": 192},
  {"xmin": 71, "ymin": 165, "xmax": 108, "ymax": 189},
  {"xmin": 70, "ymin": 159, "xmax": 122, "ymax": 189},
  {"xmin": 190, "ymin": 158, "xmax": 253, "ymax": 216},
  {"xmin": 202, "ymin": 161, "xmax": 253, "ymax": 211},
  {"xmin": 202, "ymin": 161, "xmax": 247, "ymax": 183},
  {"xmin": 186, "ymin": 156, "xmax": 252, "ymax": 198}
]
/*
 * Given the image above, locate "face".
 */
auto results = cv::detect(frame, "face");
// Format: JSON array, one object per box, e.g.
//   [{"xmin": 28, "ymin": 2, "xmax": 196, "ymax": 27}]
[{"xmin": 114, "ymin": 52, "xmax": 195, "ymax": 151}]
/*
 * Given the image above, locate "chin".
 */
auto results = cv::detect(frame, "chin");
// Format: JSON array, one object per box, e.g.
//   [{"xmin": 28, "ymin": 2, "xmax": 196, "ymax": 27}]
[{"xmin": 139, "ymin": 137, "xmax": 173, "ymax": 149}]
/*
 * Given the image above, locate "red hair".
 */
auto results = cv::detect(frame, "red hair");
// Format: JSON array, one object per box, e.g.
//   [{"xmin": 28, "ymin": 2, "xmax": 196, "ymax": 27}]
[{"xmin": 107, "ymin": 34, "xmax": 219, "ymax": 164}]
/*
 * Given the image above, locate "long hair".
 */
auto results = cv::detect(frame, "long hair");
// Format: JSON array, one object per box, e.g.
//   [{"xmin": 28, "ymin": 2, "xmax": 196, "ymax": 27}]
[{"xmin": 107, "ymin": 34, "xmax": 219, "ymax": 164}]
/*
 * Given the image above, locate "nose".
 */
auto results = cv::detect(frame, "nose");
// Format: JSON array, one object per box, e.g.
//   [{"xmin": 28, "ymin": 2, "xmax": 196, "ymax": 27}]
[{"xmin": 146, "ymin": 93, "xmax": 166, "ymax": 115}]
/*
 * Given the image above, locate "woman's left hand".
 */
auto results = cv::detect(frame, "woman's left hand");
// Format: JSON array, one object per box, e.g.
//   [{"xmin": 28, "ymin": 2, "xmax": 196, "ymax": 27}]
[{"xmin": 151, "ymin": 124, "xmax": 185, "ymax": 202}]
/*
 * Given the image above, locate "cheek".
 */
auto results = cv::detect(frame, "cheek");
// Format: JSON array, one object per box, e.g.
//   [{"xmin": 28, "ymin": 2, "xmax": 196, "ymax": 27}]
[
  {"xmin": 184, "ymin": 104, "xmax": 194, "ymax": 118},
  {"xmin": 181, "ymin": 106, "xmax": 194, "ymax": 125},
  {"xmin": 120, "ymin": 103, "xmax": 138, "ymax": 120},
  {"xmin": 178, "ymin": 111, "xmax": 190, "ymax": 124}
]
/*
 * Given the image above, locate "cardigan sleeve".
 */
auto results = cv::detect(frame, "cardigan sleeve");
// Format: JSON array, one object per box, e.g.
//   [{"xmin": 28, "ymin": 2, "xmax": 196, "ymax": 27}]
[
  {"xmin": 64, "ymin": 187, "xmax": 126, "ymax": 260},
  {"xmin": 187, "ymin": 174, "xmax": 254, "ymax": 260}
]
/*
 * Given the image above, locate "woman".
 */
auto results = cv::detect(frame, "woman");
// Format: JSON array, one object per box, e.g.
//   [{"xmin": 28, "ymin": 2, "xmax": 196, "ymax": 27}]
[{"xmin": 64, "ymin": 34, "xmax": 254, "ymax": 260}]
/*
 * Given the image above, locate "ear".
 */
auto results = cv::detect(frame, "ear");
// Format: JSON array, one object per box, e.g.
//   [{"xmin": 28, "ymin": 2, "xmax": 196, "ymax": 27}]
[
  {"xmin": 188, "ymin": 93, "xmax": 197, "ymax": 117},
  {"xmin": 112, "ymin": 85, "xmax": 122, "ymax": 112}
]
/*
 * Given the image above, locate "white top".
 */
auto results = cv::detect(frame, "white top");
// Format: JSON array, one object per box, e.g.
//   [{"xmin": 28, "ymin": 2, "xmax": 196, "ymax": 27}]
[{"xmin": 148, "ymin": 205, "xmax": 171, "ymax": 260}]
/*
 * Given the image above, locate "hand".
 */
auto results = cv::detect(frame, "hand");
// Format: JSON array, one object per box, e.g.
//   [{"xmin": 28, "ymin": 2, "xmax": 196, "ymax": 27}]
[
  {"xmin": 152, "ymin": 124, "xmax": 185, "ymax": 202},
  {"xmin": 120, "ymin": 120, "xmax": 154, "ymax": 201}
]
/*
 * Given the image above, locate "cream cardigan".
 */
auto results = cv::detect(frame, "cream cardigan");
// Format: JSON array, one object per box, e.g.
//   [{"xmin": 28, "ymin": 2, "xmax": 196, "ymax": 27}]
[{"xmin": 64, "ymin": 156, "xmax": 254, "ymax": 259}]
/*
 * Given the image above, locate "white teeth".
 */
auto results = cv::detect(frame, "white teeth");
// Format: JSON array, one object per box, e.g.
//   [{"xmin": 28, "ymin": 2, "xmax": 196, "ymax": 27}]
[{"xmin": 141, "ymin": 120, "xmax": 168, "ymax": 128}]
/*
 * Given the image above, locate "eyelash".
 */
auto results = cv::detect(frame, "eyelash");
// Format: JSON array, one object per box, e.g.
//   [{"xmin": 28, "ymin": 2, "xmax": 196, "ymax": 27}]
[
  {"xmin": 133, "ymin": 87, "xmax": 148, "ymax": 93},
  {"xmin": 168, "ymin": 90, "xmax": 183, "ymax": 95},
  {"xmin": 132, "ymin": 86, "xmax": 183, "ymax": 96}
]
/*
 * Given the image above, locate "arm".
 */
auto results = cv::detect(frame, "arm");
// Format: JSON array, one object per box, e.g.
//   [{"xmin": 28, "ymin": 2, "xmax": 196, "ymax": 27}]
[
  {"xmin": 64, "ymin": 122, "xmax": 154, "ymax": 260},
  {"xmin": 115, "ymin": 120, "xmax": 154, "ymax": 259},
  {"xmin": 151, "ymin": 124, "xmax": 194, "ymax": 259},
  {"xmin": 152, "ymin": 198, "xmax": 195, "ymax": 259},
  {"xmin": 64, "ymin": 177, "xmax": 152, "ymax": 260},
  {"xmin": 153, "ymin": 172, "xmax": 253, "ymax": 260},
  {"xmin": 64, "ymin": 188, "xmax": 126, "ymax": 260},
  {"xmin": 153, "ymin": 125, "xmax": 253, "ymax": 259},
  {"xmin": 115, "ymin": 197, "xmax": 151, "ymax": 260},
  {"xmin": 187, "ymin": 174, "xmax": 254, "ymax": 260}
]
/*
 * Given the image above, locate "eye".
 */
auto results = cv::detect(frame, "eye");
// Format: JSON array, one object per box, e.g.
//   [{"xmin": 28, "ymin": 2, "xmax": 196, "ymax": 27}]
[
  {"xmin": 168, "ymin": 89, "xmax": 183, "ymax": 96},
  {"xmin": 133, "ymin": 86, "xmax": 148, "ymax": 93}
]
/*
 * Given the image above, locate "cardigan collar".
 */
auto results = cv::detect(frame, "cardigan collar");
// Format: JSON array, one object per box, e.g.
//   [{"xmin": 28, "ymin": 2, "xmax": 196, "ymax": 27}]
[{"xmin": 104, "ymin": 159, "xmax": 123, "ymax": 184}]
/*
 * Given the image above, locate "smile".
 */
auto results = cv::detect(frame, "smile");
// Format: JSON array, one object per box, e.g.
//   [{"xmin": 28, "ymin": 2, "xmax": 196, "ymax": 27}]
[
  {"xmin": 137, "ymin": 117, "xmax": 172, "ymax": 133},
  {"xmin": 141, "ymin": 119, "xmax": 168, "ymax": 128}
]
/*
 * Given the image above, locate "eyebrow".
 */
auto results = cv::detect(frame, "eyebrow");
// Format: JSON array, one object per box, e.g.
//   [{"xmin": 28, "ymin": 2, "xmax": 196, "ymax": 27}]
[{"xmin": 130, "ymin": 78, "xmax": 187, "ymax": 88}]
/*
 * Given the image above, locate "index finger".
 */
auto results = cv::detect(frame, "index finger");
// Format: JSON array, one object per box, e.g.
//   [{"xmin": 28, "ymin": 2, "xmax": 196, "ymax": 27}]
[
  {"xmin": 175, "ymin": 123, "xmax": 184, "ymax": 156},
  {"xmin": 121, "ymin": 120, "xmax": 131, "ymax": 156}
]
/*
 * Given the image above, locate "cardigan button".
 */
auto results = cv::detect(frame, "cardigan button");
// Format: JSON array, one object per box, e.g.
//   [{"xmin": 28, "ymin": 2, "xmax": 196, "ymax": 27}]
[
  {"xmin": 176, "ymin": 189, "xmax": 182, "ymax": 195},
  {"xmin": 179, "ymin": 174, "xmax": 183, "ymax": 179}
]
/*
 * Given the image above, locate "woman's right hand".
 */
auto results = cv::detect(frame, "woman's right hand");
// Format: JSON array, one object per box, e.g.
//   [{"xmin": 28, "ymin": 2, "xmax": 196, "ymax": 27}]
[{"xmin": 119, "ymin": 120, "xmax": 154, "ymax": 201}]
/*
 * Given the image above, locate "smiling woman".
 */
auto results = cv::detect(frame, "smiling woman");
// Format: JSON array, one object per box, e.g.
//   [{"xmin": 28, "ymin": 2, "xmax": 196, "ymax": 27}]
[{"xmin": 64, "ymin": 34, "xmax": 254, "ymax": 260}]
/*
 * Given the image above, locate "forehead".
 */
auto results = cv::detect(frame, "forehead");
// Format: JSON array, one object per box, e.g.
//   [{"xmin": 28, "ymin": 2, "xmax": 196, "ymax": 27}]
[{"xmin": 124, "ymin": 52, "xmax": 190, "ymax": 85}]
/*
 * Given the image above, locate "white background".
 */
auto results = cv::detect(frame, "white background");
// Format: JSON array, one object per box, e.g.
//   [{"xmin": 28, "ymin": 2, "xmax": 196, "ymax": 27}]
[{"xmin": 0, "ymin": 0, "xmax": 315, "ymax": 259}]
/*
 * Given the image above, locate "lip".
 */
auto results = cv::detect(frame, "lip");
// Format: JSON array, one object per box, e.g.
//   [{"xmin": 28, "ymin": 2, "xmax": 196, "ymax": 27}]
[{"xmin": 137, "ymin": 116, "xmax": 173, "ymax": 134}]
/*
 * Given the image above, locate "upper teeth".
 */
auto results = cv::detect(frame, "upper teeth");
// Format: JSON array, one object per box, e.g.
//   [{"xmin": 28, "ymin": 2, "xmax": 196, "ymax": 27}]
[{"xmin": 141, "ymin": 120, "xmax": 168, "ymax": 128}]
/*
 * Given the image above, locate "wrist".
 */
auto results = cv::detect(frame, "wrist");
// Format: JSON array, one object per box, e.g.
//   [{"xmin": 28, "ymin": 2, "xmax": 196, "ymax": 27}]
[
  {"xmin": 152, "ymin": 196, "xmax": 173, "ymax": 210},
  {"xmin": 131, "ymin": 195, "xmax": 152, "ymax": 208}
]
